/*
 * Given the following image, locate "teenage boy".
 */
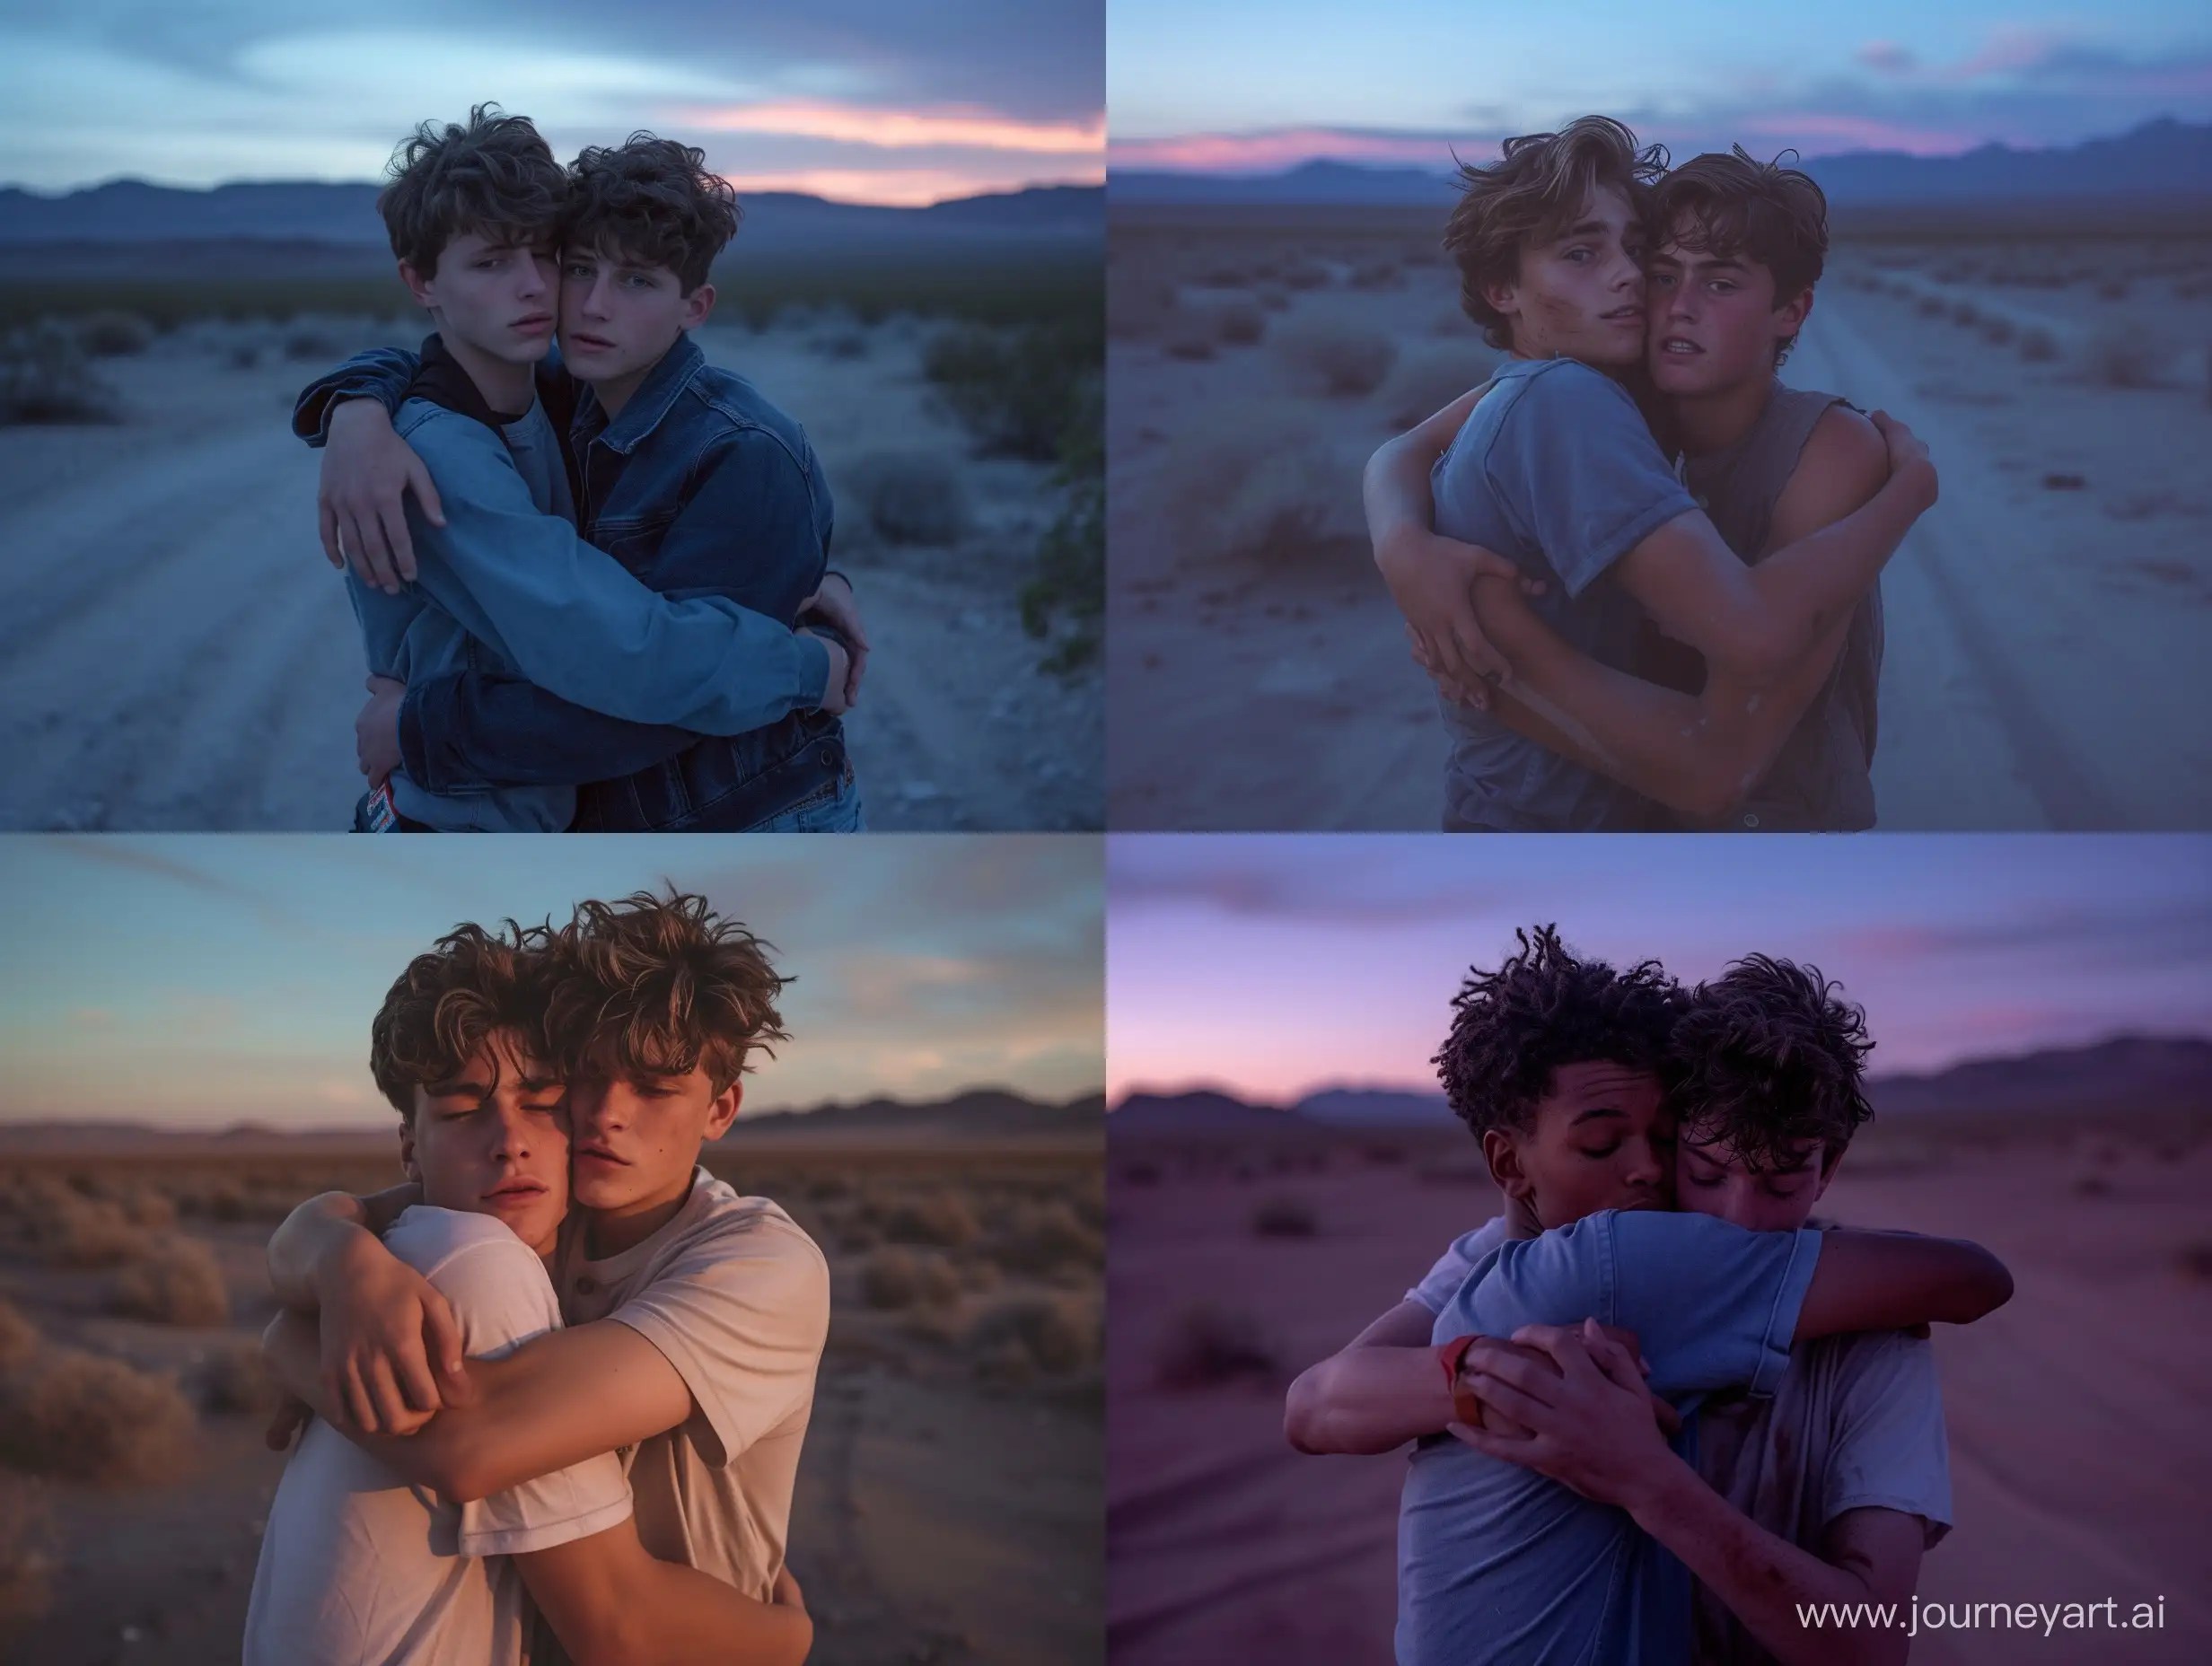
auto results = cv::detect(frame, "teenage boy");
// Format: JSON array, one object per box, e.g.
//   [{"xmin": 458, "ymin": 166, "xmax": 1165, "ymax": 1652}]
[
  {"xmin": 324, "ymin": 108, "xmax": 850, "ymax": 834},
  {"xmin": 1358, "ymin": 119, "xmax": 1935, "ymax": 831},
  {"xmin": 1374, "ymin": 148, "xmax": 1890, "ymax": 832},
  {"xmin": 262, "ymin": 890, "xmax": 831, "ymax": 1655},
  {"xmin": 247, "ymin": 921, "xmax": 811, "ymax": 1666},
  {"xmin": 304, "ymin": 128, "xmax": 865, "ymax": 833},
  {"xmin": 1281, "ymin": 929, "xmax": 2006, "ymax": 1665}
]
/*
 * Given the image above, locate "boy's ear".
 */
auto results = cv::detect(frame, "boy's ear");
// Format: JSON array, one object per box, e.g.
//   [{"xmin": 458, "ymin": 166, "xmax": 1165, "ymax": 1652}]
[
  {"xmin": 1775, "ymin": 284, "xmax": 1813, "ymax": 353},
  {"xmin": 702, "ymin": 1078, "xmax": 743, "ymax": 1141},
  {"xmin": 398, "ymin": 260, "xmax": 435, "ymax": 311},
  {"xmin": 1480, "ymin": 1128, "xmax": 1532, "ymax": 1201},
  {"xmin": 681, "ymin": 281, "xmax": 715, "ymax": 332},
  {"xmin": 398, "ymin": 1118, "xmax": 423, "ymax": 1186},
  {"xmin": 1479, "ymin": 278, "xmax": 1519, "ymax": 329}
]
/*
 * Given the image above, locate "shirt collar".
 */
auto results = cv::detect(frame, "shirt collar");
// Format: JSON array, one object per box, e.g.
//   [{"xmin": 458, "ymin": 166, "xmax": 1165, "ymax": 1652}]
[{"xmin": 578, "ymin": 332, "xmax": 706, "ymax": 455}]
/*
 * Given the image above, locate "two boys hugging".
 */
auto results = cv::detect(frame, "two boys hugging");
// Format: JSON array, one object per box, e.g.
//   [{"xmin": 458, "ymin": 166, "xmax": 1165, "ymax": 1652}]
[
  {"xmin": 296, "ymin": 106, "xmax": 867, "ymax": 833},
  {"xmin": 1286, "ymin": 926, "xmax": 2015, "ymax": 1664},
  {"xmin": 245, "ymin": 890, "xmax": 828, "ymax": 1666}
]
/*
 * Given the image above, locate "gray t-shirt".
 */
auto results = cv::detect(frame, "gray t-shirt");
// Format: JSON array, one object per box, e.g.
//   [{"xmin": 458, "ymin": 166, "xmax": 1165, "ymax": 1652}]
[
  {"xmin": 1692, "ymin": 1330, "xmax": 1952, "ymax": 1666},
  {"xmin": 1431, "ymin": 357, "xmax": 1698, "ymax": 832}
]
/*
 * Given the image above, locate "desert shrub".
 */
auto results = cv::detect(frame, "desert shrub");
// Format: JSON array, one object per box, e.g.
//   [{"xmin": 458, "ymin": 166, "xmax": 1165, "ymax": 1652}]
[
  {"xmin": 75, "ymin": 310, "xmax": 154, "ymax": 355},
  {"xmin": 886, "ymin": 1191, "xmax": 981, "ymax": 1249},
  {"xmin": 1915, "ymin": 295, "xmax": 1946, "ymax": 318},
  {"xmin": 1193, "ymin": 265, "xmax": 1249, "ymax": 290},
  {"xmin": 967, "ymin": 1291, "xmax": 1097, "ymax": 1382},
  {"xmin": 1162, "ymin": 316, "xmax": 1217, "ymax": 360},
  {"xmin": 110, "ymin": 1234, "xmax": 229, "ymax": 1327},
  {"xmin": 861, "ymin": 1247, "xmax": 931, "ymax": 1310},
  {"xmin": 1256, "ymin": 285, "xmax": 1291, "ymax": 312},
  {"xmin": 0, "ymin": 323, "xmax": 123, "ymax": 425},
  {"xmin": 1347, "ymin": 260, "xmax": 1401, "ymax": 291},
  {"xmin": 840, "ymin": 450, "xmax": 970, "ymax": 546},
  {"xmin": 1979, "ymin": 315, "xmax": 2015, "ymax": 346},
  {"xmin": 284, "ymin": 328, "xmax": 347, "ymax": 363},
  {"xmin": 2069, "ymin": 1171, "xmax": 2111, "ymax": 1197},
  {"xmin": 1277, "ymin": 318, "xmax": 1397, "ymax": 397},
  {"xmin": 1378, "ymin": 343, "xmax": 1500, "ymax": 430},
  {"xmin": 1154, "ymin": 402, "xmax": 1364, "ymax": 567},
  {"xmin": 199, "ymin": 1338, "xmax": 280, "ymax": 1414},
  {"xmin": 1279, "ymin": 260, "xmax": 1330, "ymax": 291},
  {"xmin": 0, "ymin": 1346, "xmax": 197, "ymax": 1483},
  {"xmin": 1154, "ymin": 1302, "xmax": 1277, "ymax": 1389},
  {"xmin": 0, "ymin": 1302, "xmax": 36, "ymax": 1370},
  {"xmin": 21, "ymin": 1190, "xmax": 150, "ymax": 1268},
  {"xmin": 117, "ymin": 1187, "xmax": 177, "ymax": 1232},
  {"xmin": 1252, "ymin": 1196, "xmax": 1319, "ymax": 1237},
  {"xmin": 0, "ymin": 1477, "xmax": 51, "ymax": 1640},
  {"xmin": 2097, "ymin": 278, "xmax": 2130, "ymax": 301},
  {"xmin": 996, "ymin": 1200, "xmax": 1105, "ymax": 1276},
  {"xmin": 1363, "ymin": 1142, "xmax": 1409, "ymax": 1164},
  {"xmin": 1022, "ymin": 374, "xmax": 1104, "ymax": 675},
  {"xmin": 1120, "ymin": 1159, "xmax": 1163, "ymax": 1187},
  {"xmin": 1950, "ymin": 300, "xmax": 1980, "ymax": 327},
  {"xmin": 2018, "ymin": 326, "xmax": 2059, "ymax": 362},
  {"xmin": 924, "ymin": 319, "xmax": 1099, "ymax": 461},
  {"xmin": 2081, "ymin": 320, "xmax": 2163, "ymax": 388},
  {"xmin": 1108, "ymin": 279, "xmax": 1177, "ymax": 341},
  {"xmin": 811, "ymin": 329, "xmax": 871, "ymax": 359},
  {"xmin": 1215, "ymin": 300, "xmax": 1266, "ymax": 346}
]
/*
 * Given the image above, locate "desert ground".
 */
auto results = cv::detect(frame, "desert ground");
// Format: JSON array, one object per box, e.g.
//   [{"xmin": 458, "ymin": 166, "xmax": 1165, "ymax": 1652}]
[
  {"xmin": 1106, "ymin": 1118, "xmax": 2212, "ymax": 1665},
  {"xmin": 0, "ymin": 1134, "xmax": 1104, "ymax": 1666},
  {"xmin": 0, "ymin": 310, "xmax": 1102, "ymax": 831},
  {"xmin": 1105, "ymin": 207, "xmax": 2212, "ymax": 830}
]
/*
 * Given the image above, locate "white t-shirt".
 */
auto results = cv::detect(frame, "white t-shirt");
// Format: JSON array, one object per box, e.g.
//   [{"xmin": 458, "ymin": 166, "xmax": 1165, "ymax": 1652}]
[
  {"xmin": 1407, "ymin": 1214, "xmax": 1511, "ymax": 1313},
  {"xmin": 243, "ymin": 1206, "xmax": 633, "ymax": 1666},
  {"xmin": 555, "ymin": 1168, "xmax": 830, "ymax": 1601}
]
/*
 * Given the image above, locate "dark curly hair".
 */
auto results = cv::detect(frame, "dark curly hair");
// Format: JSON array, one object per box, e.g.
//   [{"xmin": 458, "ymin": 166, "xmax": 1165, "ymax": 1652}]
[
  {"xmin": 543, "ymin": 888, "xmax": 790, "ymax": 1095},
  {"xmin": 1432, "ymin": 925, "xmax": 1688, "ymax": 1139},
  {"xmin": 1667, "ymin": 954, "xmax": 1874, "ymax": 1171},
  {"xmin": 370, "ymin": 919, "xmax": 559, "ymax": 1121},
  {"xmin": 376, "ymin": 104, "xmax": 568, "ymax": 276},
  {"xmin": 561, "ymin": 135, "xmax": 741, "ymax": 293}
]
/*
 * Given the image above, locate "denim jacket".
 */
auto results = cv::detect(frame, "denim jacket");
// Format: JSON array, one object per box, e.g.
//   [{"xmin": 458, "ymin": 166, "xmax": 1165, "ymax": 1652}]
[{"xmin": 294, "ymin": 334, "xmax": 846, "ymax": 829}]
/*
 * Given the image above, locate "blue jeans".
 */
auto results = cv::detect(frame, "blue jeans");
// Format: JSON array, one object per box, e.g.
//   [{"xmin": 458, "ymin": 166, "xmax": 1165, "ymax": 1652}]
[{"xmin": 747, "ymin": 763, "xmax": 865, "ymax": 832}]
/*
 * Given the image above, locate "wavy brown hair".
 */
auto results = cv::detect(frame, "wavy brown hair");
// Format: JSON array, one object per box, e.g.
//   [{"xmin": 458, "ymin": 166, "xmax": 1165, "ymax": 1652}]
[
  {"xmin": 1433, "ymin": 925, "xmax": 1688, "ymax": 1139},
  {"xmin": 562, "ymin": 135, "xmax": 742, "ymax": 293},
  {"xmin": 1650, "ymin": 147, "xmax": 1829, "ymax": 366},
  {"xmin": 369, "ymin": 921, "xmax": 558, "ymax": 1121},
  {"xmin": 544, "ymin": 890, "xmax": 789, "ymax": 1094},
  {"xmin": 377, "ymin": 104, "xmax": 568, "ymax": 276},
  {"xmin": 1667, "ymin": 954, "xmax": 1874, "ymax": 1171},
  {"xmin": 1443, "ymin": 116, "xmax": 1669, "ymax": 351}
]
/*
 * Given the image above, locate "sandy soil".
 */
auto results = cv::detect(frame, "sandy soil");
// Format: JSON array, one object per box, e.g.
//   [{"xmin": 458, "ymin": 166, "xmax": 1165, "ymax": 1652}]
[
  {"xmin": 0, "ymin": 1142, "xmax": 1105, "ymax": 1666},
  {"xmin": 1105, "ymin": 1127, "xmax": 2212, "ymax": 1665},
  {"xmin": 1104, "ymin": 225, "xmax": 2212, "ymax": 830},
  {"xmin": 0, "ymin": 316, "xmax": 1101, "ymax": 831}
]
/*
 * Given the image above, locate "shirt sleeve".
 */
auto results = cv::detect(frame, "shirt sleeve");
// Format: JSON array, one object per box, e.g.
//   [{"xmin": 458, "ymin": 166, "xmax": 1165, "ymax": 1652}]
[
  {"xmin": 1822, "ymin": 1332, "xmax": 1953, "ymax": 1547},
  {"xmin": 607, "ymin": 1213, "xmax": 830, "ymax": 1469},
  {"xmin": 1481, "ymin": 363, "xmax": 1698, "ymax": 598},
  {"xmin": 1407, "ymin": 1216, "xmax": 1510, "ymax": 1313},
  {"xmin": 387, "ymin": 1219, "xmax": 634, "ymax": 1558},
  {"xmin": 1457, "ymin": 1211, "xmax": 1821, "ymax": 1399},
  {"xmin": 292, "ymin": 346, "xmax": 421, "ymax": 447},
  {"xmin": 399, "ymin": 413, "xmax": 832, "ymax": 732}
]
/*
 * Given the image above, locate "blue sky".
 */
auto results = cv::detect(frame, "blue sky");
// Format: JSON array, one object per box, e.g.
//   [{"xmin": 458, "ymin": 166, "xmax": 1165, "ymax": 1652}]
[
  {"xmin": 0, "ymin": 0, "xmax": 1102, "ymax": 204},
  {"xmin": 1107, "ymin": 835, "xmax": 2212, "ymax": 1102},
  {"xmin": 0, "ymin": 836, "xmax": 1103, "ymax": 1129},
  {"xmin": 1110, "ymin": 0, "xmax": 2212, "ymax": 171}
]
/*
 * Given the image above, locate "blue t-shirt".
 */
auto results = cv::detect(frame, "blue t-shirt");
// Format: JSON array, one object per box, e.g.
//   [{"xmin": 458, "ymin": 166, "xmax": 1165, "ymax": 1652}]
[
  {"xmin": 1431, "ymin": 358, "xmax": 1698, "ymax": 831},
  {"xmin": 1396, "ymin": 1210, "xmax": 1823, "ymax": 1666}
]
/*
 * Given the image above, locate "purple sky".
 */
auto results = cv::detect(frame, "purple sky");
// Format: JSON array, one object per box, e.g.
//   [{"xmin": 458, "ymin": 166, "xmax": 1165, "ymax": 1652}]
[{"xmin": 1107, "ymin": 835, "xmax": 2212, "ymax": 1103}]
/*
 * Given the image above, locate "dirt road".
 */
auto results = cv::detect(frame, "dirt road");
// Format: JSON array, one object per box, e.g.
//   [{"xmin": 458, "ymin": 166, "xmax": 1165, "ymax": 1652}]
[{"xmin": 0, "ymin": 320, "xmax": 1101, "ymax": 831}]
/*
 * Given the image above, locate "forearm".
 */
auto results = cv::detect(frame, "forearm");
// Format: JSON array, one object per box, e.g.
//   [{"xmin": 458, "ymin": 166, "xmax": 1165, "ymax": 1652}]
[
  {"xmin": 1796, "ymin": 1229, "xmax": 2014, "ymax": 1340},
  {"xmin": 265, "ymin": 1192, "xmax": 373, "ymax": 1314},
  {"xmin": 1285, "ymin": 1346, "xmax": 1455, "ymax": 1453},
  {"xmin": 400, "ymin": 671, "xmax": 701, "ymax": 794},
  {"xmin": 596, "ymin": 1557, "xmax": 812, "ymax": 1666},
  {"xmin": 1365, "ymin": 428, "xmax": 1448, "ymax": 560},
  {"xmin": 261, "ymin": 1311, "xmax": 458, "ymax": 1486},
  {"xmin": 1631, "ymin": 1460, "xmax": 1904, "ymax": 1666},
  {"xmin": 1724, "ymin": 480, "xmax": 1919, "ymax": 679},
  {"xmin": 292, "ymin": 348, "xmax": 419, "ymax": 446}
]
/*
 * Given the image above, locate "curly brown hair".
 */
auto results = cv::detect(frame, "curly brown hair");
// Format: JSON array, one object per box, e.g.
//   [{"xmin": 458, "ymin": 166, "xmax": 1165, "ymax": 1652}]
[
  {"xmin": 544, "ymin": 890, "xmax": 789, "ymax": 1094},
  {"xmin": 1432, "ymin": 925, "xmax": 1688, "ymax": 1139},
  {"xmin": 1649, "ymin": 147, "xmax": 1829, "ymax": 366},
  {"xmin": 369, "ymin": 921, "xmax": 558, "ymax": 1121},
  {"xmin": 1667, "ymin": 954, "xmax": 1874, "ymax": 1171},
  {"xmin": 561, "ymin": 135, "xmax": 741, "ymax": 293},
  {"xmin": 376, "ymin": 104, "xmax": 568, "ymax": 276},
  {"xmin": 1443, "ymin": 116, "xmax": 1669, "ymax": 351}
]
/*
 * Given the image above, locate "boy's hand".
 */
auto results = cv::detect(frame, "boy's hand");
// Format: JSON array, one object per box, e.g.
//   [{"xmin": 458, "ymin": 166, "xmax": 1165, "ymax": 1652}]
[
  {"xmin": 356, "ymin": 676, "xmax": 405, "ymax": 785},
  {"xmin": 264, "ymin": 1390, "xmax": 312, "ymax": 1452},
  {"xmin": 801, "ymin": 574, "xmax": 869, "ymax": 700},
  {"xmin": 319, "ymin": 1233, "xmax": 471, "ymax": 1434},
  {"xmin": 1374, "ymin": 529, "xmax": 1543, "ymax": 713},
  {"xmin": 1449, "ymin": 1319, "xmax": 1683, "ymax": 1510},
  {"xmin": 803, "ymin": 633, "xmax": 854, "ymax": 715},
  {"xmin": 772, "ymin": 1567, "xmax": 805, "ymax": 1613},
  {"xmin": 1867, "ymin": 410, "xmax": 1937, "ymax": 513},
  {"xmin": 320, "ymin": 399, "xmax": 444, "ymax": 595}
]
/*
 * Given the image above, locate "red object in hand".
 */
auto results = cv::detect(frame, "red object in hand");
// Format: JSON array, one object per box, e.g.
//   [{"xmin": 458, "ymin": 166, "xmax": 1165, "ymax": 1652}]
[{"xmin": 1436, "ymin": 1334, "xmax": 1488, "ymax": 1430}]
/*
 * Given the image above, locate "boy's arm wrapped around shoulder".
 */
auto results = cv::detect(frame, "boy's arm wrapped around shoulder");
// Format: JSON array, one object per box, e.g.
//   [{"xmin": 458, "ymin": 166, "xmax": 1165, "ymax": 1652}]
[{"xmin": 291, "ymin": 346, "xmax": 421, "ymax": 447}]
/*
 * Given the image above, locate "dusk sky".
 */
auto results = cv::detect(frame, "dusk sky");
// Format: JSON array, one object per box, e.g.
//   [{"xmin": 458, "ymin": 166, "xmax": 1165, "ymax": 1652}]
[
  {"xmin": 0, "ymin": 0, "xmax": 1102, "ymax": 205},
  {"xmin": 1110, "ymin": 1, "xmax": 2211, "ymax": 171},
  {"xmin": 0, "ymin": 837, "xmax": 1102, "ymax": 1130},
  {"xmin": 1107, "ymin": 836, "xmax": 2212, "ymax": 1104}
]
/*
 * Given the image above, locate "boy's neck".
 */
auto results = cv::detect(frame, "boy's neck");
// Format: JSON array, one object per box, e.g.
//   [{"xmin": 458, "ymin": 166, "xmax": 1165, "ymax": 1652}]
[
  {"xmin": 1668, "ymin": 371, "xmax": 1775, "ymax": 460},
  {"xmin": 586, "ymin": 333, "xmax": 683, "ymax": 422},
  {"xmin": 437, "ymin": 327, "xmax": 536, "ymax": 418},
  {"xmin": 583, "ymin": 1164, "xmax": 698, "ymax": 1259}
]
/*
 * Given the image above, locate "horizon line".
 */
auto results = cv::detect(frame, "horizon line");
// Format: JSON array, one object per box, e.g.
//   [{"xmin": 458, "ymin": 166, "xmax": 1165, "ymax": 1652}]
[{"xmin": 0, "ymin": 173, "xmax": 1106, "ymax": 212}]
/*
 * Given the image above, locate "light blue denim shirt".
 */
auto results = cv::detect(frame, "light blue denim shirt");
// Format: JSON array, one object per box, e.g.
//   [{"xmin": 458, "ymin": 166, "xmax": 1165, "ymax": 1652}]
[{"xmin": 1396, "ymin": 1210, "xmax": 1823, "ymax": 1666}]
